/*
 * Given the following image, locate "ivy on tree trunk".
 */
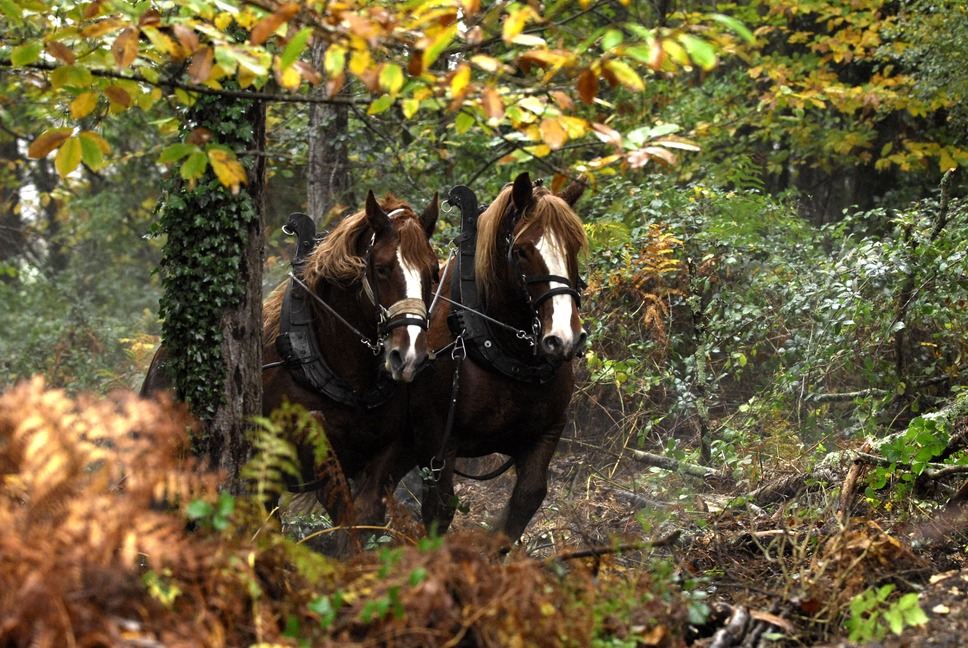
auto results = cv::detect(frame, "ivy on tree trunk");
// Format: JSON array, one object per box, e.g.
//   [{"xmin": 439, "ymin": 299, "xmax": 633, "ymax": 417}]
[{"xmin": 156, "ymin": 90, "xmax": 266, "ymax": 485}]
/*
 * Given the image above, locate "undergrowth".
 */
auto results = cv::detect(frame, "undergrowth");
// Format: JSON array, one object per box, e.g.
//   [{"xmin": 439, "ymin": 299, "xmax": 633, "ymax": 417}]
[{"xmin": 0, "ymin": 378, "xmax": 694, "ymax": 647}]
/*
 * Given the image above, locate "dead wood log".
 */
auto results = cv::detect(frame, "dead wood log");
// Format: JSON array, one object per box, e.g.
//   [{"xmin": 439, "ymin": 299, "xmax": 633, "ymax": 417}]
[{"xmin": 626, "ymin": 449, "xmax": 730, "ymax": 480}]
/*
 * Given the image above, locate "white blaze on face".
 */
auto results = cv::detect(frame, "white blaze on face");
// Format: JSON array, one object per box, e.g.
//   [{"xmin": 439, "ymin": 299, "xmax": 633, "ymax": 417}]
[
  {"xmin": 534, "ymin": 230, "xmax": 577, "ymax": 345},
  {"xmin": 397, "ymin": 246, "xmax": 425, "ymax": 370}
]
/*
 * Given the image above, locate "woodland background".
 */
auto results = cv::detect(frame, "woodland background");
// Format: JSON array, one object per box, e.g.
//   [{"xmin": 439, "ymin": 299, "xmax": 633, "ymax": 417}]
[{"xmin": 3, "ymin": 0, "xmax": 968, "ymax": 646}]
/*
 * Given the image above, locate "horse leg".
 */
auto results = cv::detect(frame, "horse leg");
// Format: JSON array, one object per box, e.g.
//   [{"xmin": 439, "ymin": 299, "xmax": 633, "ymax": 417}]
[
  {"xmin": 497, "ymin": 428, "xmax": 562, "ymax": 544},
  {"xmin": 350, "ymin": 441, "xmax": 418, "ymax": 539},
  {"xmin": 420, "ymin": 448, "xmax": 458, "ymax": 535}
]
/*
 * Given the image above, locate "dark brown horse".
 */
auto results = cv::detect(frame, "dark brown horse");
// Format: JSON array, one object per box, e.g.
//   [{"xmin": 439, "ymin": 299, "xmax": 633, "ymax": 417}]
[
  {"xmin": 261, "ymin": 190, "xmax": 439, "ymax": 531},
  {"xmin": 388, "ymin": 172, "xmax": 588, "ymax": 544}
]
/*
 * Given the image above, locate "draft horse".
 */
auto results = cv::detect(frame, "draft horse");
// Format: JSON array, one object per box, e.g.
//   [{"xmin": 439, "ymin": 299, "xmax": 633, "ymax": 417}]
[
  {"xmin": 142, "ymin": 191, "xmax": 440, "ymax": 539},
  {"xmin": 262, "ymin": 190, "xmax": 439, "ymax": 533},
  {"xmin": 402, "ymin": 171, "xmax": 588, "ymax": 544}
]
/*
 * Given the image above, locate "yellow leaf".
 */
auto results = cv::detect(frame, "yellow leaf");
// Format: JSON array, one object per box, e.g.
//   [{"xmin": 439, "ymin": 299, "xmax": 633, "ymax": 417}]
[
  {"xmin": 450, "ymin": 63, "xmax": 471, "ymax": 97},
  {"xmin": 27, "ymin": 128, "xmax": 73, "ymax": 159},
  {"xmin": 208, "ymin": 149, "xmax": 248, "ymax": 193},
  {"xmin": 539, "ymin": 117, "xmax": 568, "ymax": 150},
  {"xmin": 502, "ymin": 6, "xmax": 531, "ymax": 43},
  {"xmin": 349, "ymin": 49, "xmax": 371, "ymax": 77},
  {"xmin": 470, "ymin": 54, "xmax": 503, "ymax": 73},
  {"xmin": 273, "ymin": 58, "xmax": 302, "ymax": 90},
  {"xmin": 603, "ymin": 60, "xmax": 644, "ymax": 91},
  {"xmin": 324, "ymin": 44, "xmax": 346, "ymax": 77},
  {"xmin": 80, "ymin": 17, "xmax": 126, "ymax": 39},
  {"xmin": 70, "ymin": 91, "xmax": 99, "ymax": 119},
  {"xmin": 55, "ymin": 136, "xmax": 82, "ymax": 178},
  {"xmin": 112, "ymin": 27, "xmax": 139, "ymax": 68}
]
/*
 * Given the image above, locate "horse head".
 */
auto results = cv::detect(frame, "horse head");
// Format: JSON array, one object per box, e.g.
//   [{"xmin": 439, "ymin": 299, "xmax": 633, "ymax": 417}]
[
  {"xmin": 483, "ymin": 172, "xmax": 588, "ymax": 361},
  {"xmin": 362, "ymin": 190, "xmax": 440, "ymax": 382}
]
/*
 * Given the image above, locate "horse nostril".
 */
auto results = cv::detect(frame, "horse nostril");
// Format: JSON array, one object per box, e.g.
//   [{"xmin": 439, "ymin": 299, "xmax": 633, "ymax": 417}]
[
  {"xmin": 576, "ymin": 330, "xmax": 588, "ymax": 354},
  {"xmin": 388, "ymin": 348, "xmax": 403, "ymax": 372},
  {"xmin": 541, "ymin": 335, "xmax": 563, "ymax": 355}
]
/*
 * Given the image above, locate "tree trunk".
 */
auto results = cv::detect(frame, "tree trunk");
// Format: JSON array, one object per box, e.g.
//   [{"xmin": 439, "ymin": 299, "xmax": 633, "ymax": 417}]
[
  {"xmin": 212, "ymin": 101, "xmax": 267, "ymax": 486},
  {"xmin": 307, "ymin": 39, "xmax": 352, "ymax": 227},
  {"xmin": 0, "ymin": 136, "xmax": 23, "ymax": 284},
  {"xmin": 157, "ymin": 92, "xmax": 266, "ymax": 491}
]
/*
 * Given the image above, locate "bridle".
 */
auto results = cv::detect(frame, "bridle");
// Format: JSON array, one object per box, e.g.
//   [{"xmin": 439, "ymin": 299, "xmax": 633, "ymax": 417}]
[
  {"xmin": 282, "ymin": 208, "xmax": 431, "ymax": 357},
  {"xmin": 361, "ymin": 226, "xmax": 430, "ymax": 341},
  {"xmin": 503, "ymin": 199, "xmax": 585, "ymax": 351}
]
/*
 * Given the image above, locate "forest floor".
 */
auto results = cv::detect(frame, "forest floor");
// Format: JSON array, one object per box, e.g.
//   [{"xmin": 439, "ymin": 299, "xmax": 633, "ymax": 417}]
[{"xmin": 377, "ymin": 394, "xmax": 968, "ymax": 647}]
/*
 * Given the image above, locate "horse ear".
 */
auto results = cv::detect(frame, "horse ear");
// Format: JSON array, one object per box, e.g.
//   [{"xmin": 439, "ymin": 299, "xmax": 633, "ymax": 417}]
[
  {"xmin": 557, "ymin": 178, "xmax": 586, "ymax": 207},
  {"xmin": 511, "ymin": 172, "xmax": 533, "ymax": 212},
  {"xmin": 420, "ymin": 192, "xmax": 439, "ymax": 237},
  {"xmin": 364, "ymin": 189, "xmax": 391, "ymax": 237}
]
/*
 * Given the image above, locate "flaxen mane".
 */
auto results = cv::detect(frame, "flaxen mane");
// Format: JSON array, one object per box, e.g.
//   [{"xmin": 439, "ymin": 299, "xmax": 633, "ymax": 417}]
[
  {"xmin": 263, "ymin": 196, "xmax": 426, "ymax": 343},
  {"xmin": 475, "ymin": 184, "xmax": 588, "ymax": 306}
]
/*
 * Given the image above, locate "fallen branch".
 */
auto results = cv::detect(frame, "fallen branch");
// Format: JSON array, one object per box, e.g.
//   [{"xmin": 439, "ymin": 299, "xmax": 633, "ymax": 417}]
[{"xmin": 626, "ymin": 449, "xmax": 729, "ymax": 479}]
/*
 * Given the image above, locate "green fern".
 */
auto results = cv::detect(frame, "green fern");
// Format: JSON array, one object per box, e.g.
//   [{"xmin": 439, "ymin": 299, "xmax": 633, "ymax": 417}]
[
  {"xmin": 243, "ymin": 404, "xmax": 329, "ymax": 507},
  {"xmin": 584, "ymin": 219, "xmax": 631, "ymax": 251}
]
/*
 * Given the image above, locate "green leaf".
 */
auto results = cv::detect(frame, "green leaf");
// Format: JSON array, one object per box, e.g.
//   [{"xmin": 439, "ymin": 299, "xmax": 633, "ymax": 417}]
[
  {"xmin": 186, "ymin": 499, "xmax": 213, "ymax": 520},
  {"xmin": 601, "ymin": 28, "xmax": 624, "ymax": 51},
  {"xmin": 280, "ymin": 27, "xmax": 312, "ymax": 70},
  {"xmin": 180, "ymin": 150, "xmax": 208, "ymax": 181},
  {"xmin": 11, "ymin": 41, "xmax": 42, "ymax": 66},
  {"xmin": 0, "ymin": 0, "xmax": 24, "ymax": 21},
  {"xmin": 454, "ymin": 110, "xmax": 475, "ymax": 135},
  {"xmin": 379, "ymin": 63, "xmax": 404, "ymax": 95},
  {"xmin": 708, "ymin": 13, "xmax": 755, "ymax": 44},
  {"xmin": 678, "ymin": 34, "xmax": 717, "ymax": 71},
  {"xmin": 78, "ymin": 132, "xmax": 105, "ymax": 169},
  {"xmin": 367, "ymin": 94, "xmax": 395, "ymax": 115},
  {"xmin": 159, "ymin": 142, "xmax": 199, "ymax": 164}
]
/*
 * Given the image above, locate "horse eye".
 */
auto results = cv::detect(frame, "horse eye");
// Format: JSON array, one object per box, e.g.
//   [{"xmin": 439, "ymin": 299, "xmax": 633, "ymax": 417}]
[{"xmin": 375, "ymin": 265, "xmax": 391, "ymax": 279}]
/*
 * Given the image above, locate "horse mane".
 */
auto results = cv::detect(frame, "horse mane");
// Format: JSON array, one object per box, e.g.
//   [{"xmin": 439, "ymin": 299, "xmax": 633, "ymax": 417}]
[
  {"xmin": 475, "ymin": 184, "xmax": 588, "ymax": 305},
  {"xmin": 263, "ymin": 195, "xmax": 423, "ymax": 344}
]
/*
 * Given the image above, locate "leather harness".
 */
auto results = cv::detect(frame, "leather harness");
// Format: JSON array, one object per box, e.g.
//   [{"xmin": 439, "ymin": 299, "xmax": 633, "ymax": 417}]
[{"xmin": 273, "ymin": 212, "xmax": 396, "ymax": 409}]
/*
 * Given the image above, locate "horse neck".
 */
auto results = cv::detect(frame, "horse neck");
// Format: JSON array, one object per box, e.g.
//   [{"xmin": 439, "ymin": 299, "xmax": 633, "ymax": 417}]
[
  {"xmin": 313, "ymin": 280, "xmax": 382, "ymax": 378},
  {"xmin": 480, "ymin": 263, "xmax": 535, "ymax": 337}
]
